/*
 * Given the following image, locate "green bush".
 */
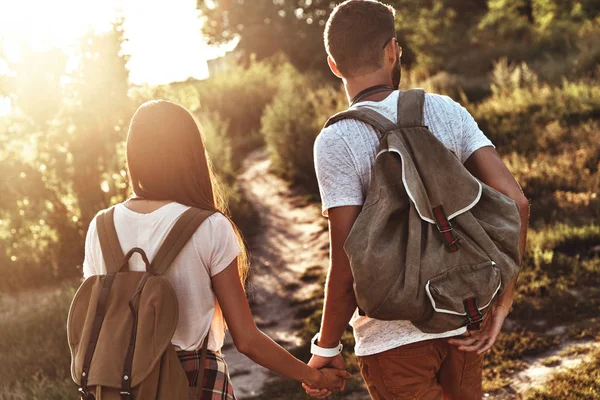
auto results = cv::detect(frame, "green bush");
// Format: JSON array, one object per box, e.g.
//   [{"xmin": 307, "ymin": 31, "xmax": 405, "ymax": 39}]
[
  {"xmin": 472, "ymin": 61, "xmax": 600, "ymax": 154},
  {"xmin": 193, "ymin": 59, "xmax": 281, "ymax": 171},
  {"xmin": 197, "ymin": 111, "xmax": 234, "ymax": 181},
  {"xmin": 261, "ymin": 65, "xmax": 346, "ymax": 192},
  {"xmin": 135, "ymin": 58, "xmax": 282, "ymax": 173}
]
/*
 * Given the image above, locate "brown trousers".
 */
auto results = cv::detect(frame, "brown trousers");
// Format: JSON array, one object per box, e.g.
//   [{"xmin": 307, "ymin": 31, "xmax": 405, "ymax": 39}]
[{"xmin": 357, "ymin": 338, "xmax": 483, "ymax": 400}]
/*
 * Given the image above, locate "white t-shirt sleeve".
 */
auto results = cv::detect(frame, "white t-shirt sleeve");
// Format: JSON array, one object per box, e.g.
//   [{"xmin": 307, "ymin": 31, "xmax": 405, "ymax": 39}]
[
  {"xmin": 83, "ymin": 216, "xmax": 100, "ymax": 279},
  {"xmin": 314, "ymin": 127, "xmax": 364, "ymax": 216},
  {"xmin": 455, "ymin": 102, "xmax": 494, "ymax": 163},
  {"xmin": 194, "ymin": 213, "xmax": 242, "ymax": 277}
]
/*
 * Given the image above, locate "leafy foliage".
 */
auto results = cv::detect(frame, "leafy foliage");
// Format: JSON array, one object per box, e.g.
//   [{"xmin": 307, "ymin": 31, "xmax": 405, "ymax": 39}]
[
  {"xmin": 0, "ymin": 25, "xmax": 132, "ymax": 291},
  {"xmin": 199, "ymin": 0, "xmax": 333, "ymax": 74},
  {"xmin": 199, "ymin": 0, "xmax": 599, "ymax": 80},
  {"xmin": 261, "ymin": 65, "xmax": 345, "ymax": 191}
]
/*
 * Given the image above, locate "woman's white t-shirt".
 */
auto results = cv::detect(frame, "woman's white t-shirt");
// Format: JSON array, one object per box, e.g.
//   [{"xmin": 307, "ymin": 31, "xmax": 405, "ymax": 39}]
[{"xmin": 83, "ymin": 202, "xmax": 241, "ymax": 352}]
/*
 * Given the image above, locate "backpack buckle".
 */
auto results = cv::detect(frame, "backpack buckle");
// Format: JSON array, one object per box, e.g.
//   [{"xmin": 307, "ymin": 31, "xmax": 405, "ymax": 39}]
[
  {"xmin": 463, "ymin": 297, "xmax": 483, "ymax": 331},
  {"xmin": 432, "ymin": 205, "xmax": 460, "ymax": 253},
  {"xmin": 120, "ymin": 392, "xmax": 133, "ymax": 400},
  {"xmin": 78, "ymin": 388, "xmax": 95, "ymax": 400}
]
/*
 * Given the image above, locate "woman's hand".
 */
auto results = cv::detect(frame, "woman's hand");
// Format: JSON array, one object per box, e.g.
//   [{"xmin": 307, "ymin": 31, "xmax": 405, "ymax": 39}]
[
  {"xmin": 448, "ymin": 303, "xmax": 511, "ymax": 354},
  {"xmin": 213, "ymin": 260, "xmax": 352, "ymax": 392},
  {"xmin": 308, "ymin": 367, "xmax": 351, "ymax": 395},
  {"xmin": 303, "ymin": 354, "xmax": 347, "ymax": 398}
]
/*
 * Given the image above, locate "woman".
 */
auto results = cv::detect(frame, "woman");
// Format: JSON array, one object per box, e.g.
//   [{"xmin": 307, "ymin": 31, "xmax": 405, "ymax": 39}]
[{"xmin": 82, "ymin": 100, "xmax": 348, "ymax": 398}]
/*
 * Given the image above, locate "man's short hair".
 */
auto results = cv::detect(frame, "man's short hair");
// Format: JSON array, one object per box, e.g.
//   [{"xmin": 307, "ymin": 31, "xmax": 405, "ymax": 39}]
[{"xmin": 324, "ymin": 0, "xmax": 396, "ymax": 78}]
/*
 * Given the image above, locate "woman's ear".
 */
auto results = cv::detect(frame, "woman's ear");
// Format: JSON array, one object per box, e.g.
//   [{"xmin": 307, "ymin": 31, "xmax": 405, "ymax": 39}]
[{"xmin": 327, "ymin": 56, "xmax": 343, "ymax": 79}]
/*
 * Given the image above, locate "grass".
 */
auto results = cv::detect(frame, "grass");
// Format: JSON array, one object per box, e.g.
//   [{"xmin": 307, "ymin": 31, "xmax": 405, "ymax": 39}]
[
  {"xmin": 3, "ymin": 235, "xmax": 597, "ymax": 399},
  {"xmin": 524, "ymin": 345, "xmax": 600, "ymax": 400},
  {"xmin": 0, "ymin": 282, "xmax": 77, "ymax": 400},
  {"xmin": 482, "ymin": 330, "xmax": 560, "ymax": 392},
  {"xmin": 256, "ymin": 220, "xmax": 600, "ymax": 398}
]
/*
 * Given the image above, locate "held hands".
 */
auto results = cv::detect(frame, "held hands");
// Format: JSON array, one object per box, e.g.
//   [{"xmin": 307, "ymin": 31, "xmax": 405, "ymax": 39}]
[
  {"xmin": 303, "ymin": 354, "xmax": 349, "ymax": 398},
  {"xmin": 310, "ymin": 367, "xmax": 352, "ymax": 394},
  {"xmin": 448, "ymin": 303, "xmax": 511, "ymax": 354}
]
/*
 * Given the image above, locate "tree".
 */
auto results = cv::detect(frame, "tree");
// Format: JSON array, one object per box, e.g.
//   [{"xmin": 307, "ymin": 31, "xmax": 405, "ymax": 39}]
[
  {"xmin": 199, "ymin": 0, "xmax": 335, "ymax": 73},
  {"xmin": 198, "ymin": 0, "xmax": 489, "ymax": 75},
  {"xmin": 0, "ymin": 23, "xmax": 132, "ymax": 290}
]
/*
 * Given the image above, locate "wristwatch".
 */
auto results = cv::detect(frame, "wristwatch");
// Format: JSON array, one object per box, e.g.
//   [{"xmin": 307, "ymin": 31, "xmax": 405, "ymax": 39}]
[{"xmin": 310, "ymin": 333, "xmax": 343, "ymax": 357}]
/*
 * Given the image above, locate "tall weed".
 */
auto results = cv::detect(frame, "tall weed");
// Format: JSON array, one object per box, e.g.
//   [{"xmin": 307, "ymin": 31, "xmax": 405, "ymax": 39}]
[{"xmin": 261, "ymin": 66, "xmax": 346, "ymax": 192}]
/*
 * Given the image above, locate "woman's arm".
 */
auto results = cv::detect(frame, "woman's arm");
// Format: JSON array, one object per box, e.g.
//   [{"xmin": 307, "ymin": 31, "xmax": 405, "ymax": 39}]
[{"xmin": 212, "ymin": 258, "xmax": 350, "ymax": 391}]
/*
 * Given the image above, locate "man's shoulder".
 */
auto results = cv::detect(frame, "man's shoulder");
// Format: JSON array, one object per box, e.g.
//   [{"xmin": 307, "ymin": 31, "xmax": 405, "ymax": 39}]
[
  {"xmin": 314, "ymin": 123, "xmax": 347, "ymax": 154},
  {"xmin": 423, "ymin": 92, "xmax": 461, "ymax": 111}
]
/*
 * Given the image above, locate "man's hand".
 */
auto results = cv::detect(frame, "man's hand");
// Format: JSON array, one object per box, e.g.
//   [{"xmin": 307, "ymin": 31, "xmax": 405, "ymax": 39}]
[
  {"xmin": 300, "ymin": 205, "xmax": 360, "ymax": 398},
  {"xmin": 448, "ymin": 304, "xmax": 510, "ymax": 354},
  {"xmin": 302, "ymin": 354, "xmax": 347, "ymax": 398}
]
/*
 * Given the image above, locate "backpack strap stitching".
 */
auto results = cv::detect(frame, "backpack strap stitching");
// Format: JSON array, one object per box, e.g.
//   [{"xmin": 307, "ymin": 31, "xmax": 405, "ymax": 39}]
[
  {"xmin": 152, "ymin": 208, "xmax": 215, "ymax": 276},
  {"xmin": 397, "ymin": 89, "xmax": 425, "ymax": 128},
  {"xmin": 97, "ymin": 207, "xmax": 125, "ymax": 273},
  {"xmin": 120, "ymin": 273, "xmax": 153, "ymax": 399},
  {"xmin": 79, "ymin": 272, "xmax": 117, "ymax": 395}
]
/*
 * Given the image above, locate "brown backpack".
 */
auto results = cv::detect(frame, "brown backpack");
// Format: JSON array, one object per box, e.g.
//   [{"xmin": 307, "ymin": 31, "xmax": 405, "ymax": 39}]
[
  {"xmin": 67, "ymin": 206, "xmax": 214, "ymax": 400},
  {"xmin": 324, "ymin": 89, "xmax": 521, "ymax": 333}
]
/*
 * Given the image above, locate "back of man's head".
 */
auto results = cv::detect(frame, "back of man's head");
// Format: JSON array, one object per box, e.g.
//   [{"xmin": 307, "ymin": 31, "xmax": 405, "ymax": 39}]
[{"xmin": 324, "ymin": 0, "xmax": 396, "ymax": 78}]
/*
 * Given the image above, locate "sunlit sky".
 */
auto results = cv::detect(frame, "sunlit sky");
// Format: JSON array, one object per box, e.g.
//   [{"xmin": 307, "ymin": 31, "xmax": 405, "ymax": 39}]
[{"xmin": 0, "ymin": 0, "xmax": 233, "ymax": 86}]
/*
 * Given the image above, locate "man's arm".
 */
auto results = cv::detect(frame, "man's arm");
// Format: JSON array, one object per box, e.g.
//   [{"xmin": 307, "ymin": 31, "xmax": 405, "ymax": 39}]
[
  {"xmin": 318, "ymin": 205, "xmax": 362, "ymax": 348},
  {"xmin": 449, "ymin": 146, "xmax": 529, "ymax": 354},
  {"xmin": 303, "ymin": 205, "xmax": 362, "ymax": 397},
  {"xmin": 464, "ymin": 146, "xmax": 529, "ymax": 263}
]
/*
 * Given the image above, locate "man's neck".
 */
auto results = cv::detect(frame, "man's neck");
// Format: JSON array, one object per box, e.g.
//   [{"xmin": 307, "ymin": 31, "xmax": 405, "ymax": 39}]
[{"xmin": 344, "ymin": 71, "xmax": 394, "ymax": 106}]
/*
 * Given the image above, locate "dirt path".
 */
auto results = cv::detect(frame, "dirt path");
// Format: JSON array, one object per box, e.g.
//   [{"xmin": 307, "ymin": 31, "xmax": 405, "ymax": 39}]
[
  {"xmin": 509, "ymin": 339, "xmax": 599, "ymax": 394},
  {"xmin": 221, "ymin": 149, "xmax": 333, "ymax": 398},
  {"xmin": 221, "ymin": 149, "xmax": 600, "ymax": 400}
]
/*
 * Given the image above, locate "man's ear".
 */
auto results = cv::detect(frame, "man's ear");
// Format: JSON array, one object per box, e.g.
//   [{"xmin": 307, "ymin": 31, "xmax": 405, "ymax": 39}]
[
  {"xmin": 384, "ymin": 40, "xmax": 397, "ymax": 66},
  {"xmin": 327, "ymin": 56, "xmax": 343, "ymax": 79}
]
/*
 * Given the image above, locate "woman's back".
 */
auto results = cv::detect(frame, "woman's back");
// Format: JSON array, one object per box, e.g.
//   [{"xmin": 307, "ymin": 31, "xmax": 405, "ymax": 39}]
[
  {"xmin": 72, "ymin": 101, "xmax": 346, "ymax": 399},
  {"xmin": 83, "ymin": 201, "xmax": 241, "ymax": 352}
]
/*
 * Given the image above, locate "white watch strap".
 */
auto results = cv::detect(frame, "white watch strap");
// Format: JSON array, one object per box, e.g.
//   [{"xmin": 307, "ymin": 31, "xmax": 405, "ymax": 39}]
[{"xmin": 310, "ymin": 333, "xmax": 343, "ymax": 357}]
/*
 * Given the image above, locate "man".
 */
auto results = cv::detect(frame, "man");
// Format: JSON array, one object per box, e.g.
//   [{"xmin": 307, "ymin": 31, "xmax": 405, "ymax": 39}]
[{"xmin": 304, "ymin": 1, "xmax": 530, "ymax": 399}]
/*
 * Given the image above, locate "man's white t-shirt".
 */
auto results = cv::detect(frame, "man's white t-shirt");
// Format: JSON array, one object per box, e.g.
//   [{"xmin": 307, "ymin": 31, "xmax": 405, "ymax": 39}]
[
  {"xmin": 314, "ymin": 91, "xmax": 494, "ymax": 357},
  {"xmin": 83, "ymin": 202, "xmax": 241, "ymax": 352}
]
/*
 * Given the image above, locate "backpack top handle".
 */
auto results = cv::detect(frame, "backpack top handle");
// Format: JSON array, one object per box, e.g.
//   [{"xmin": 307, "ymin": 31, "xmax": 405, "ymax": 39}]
[
  {"xmin": 96, "ymin": 206, "xmax": 215, "ymax": 276},
  {"xmin": 118, "ymin": 248, "xmax": 153, "ymax": 273}
]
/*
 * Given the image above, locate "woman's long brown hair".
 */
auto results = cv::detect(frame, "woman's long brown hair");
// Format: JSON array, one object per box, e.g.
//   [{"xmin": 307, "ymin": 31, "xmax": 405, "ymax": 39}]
[{"xmin": 126, "ymin": 100, "xmax": 249, "ymax": 285}]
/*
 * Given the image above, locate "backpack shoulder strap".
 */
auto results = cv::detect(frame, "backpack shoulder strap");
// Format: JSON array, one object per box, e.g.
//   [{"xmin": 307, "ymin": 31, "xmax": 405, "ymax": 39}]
[
  {"xmin": 397, "ymin": 88, "xmax": 425, "ymax": 128},
  {"xmin": 324, "ymin": 107, "xmax": 397, "ymax": 137},
  {"xmin": 152, "ymin": 207, "xmax": 215, "ymax": 275},
  {"xmin": 96, "ymin": 207, "xmax": 125, "ymax": 273}
]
